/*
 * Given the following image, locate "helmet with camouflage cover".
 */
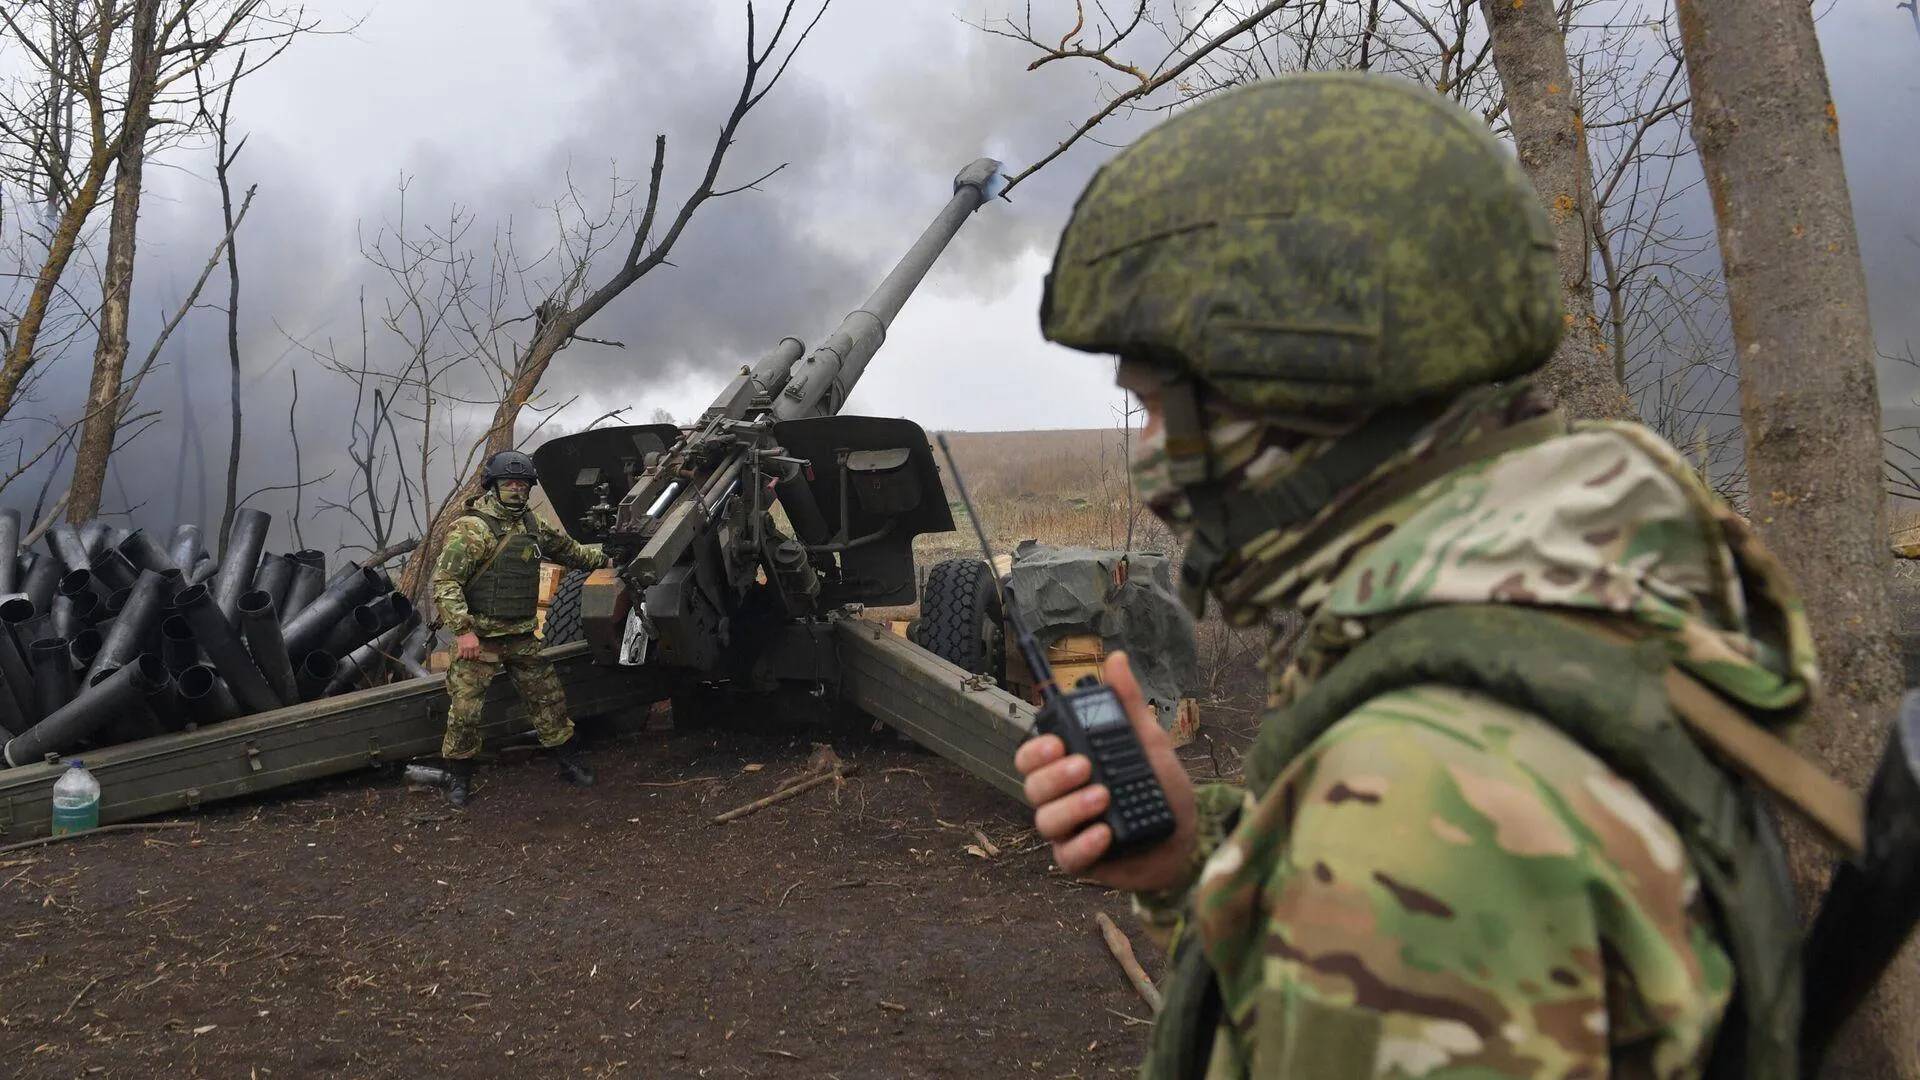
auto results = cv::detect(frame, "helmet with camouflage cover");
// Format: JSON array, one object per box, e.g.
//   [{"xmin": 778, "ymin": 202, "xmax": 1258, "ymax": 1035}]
[{"xmin": 1039, "ymin": 71, "xmax": 1564, "ymax": 422}]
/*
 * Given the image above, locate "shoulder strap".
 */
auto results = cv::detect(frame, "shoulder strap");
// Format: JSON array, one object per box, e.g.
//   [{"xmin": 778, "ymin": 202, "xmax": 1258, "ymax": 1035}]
[
  {"xmin": 458, "ymin": 513, "xmax": 517, "ymax": 578},
  {"xmin": 1556, "ymin": 611, "xmax": 1864, "ymax": 859}
]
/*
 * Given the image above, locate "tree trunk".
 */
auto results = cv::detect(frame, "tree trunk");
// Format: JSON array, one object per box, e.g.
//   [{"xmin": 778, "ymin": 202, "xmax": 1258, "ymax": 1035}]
[
  {"xmin": 396, "ymin": 322, "xmax": 571, "ymax": 608},
  {"xmin": 1674, "ymin": 1, "xmax": 1915, "ymax": 1077},
  {"xmin": 216, "ymin": 77, "xmax": 245, "ymax": 545},
  {"xmin": 0, "ymin": 153, "xmax": 112, "ymax": 424},
  {"xmin": 1478, "ymin": 0, "xmax": 1633, "ymax": 422},
  {"xmin": 66, "ymin": 0, "xmax": 160, "ymax": 523}
]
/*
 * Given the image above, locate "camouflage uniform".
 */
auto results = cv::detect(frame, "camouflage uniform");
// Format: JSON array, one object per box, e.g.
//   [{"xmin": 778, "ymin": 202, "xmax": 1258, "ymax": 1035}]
[
  {"xmin": 1036, "ymin": 73, "xmax": 1813, "ymax": 1079},
  {"xmin": 433, "ymin": 490, "xmax": 607, "ymax": 761}
]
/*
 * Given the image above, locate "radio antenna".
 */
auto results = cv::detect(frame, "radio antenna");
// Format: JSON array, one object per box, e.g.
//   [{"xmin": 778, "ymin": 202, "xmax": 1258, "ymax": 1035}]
[{"xmin": 934, "ymin": 433, "xmax": 1062, "ymax": 705}]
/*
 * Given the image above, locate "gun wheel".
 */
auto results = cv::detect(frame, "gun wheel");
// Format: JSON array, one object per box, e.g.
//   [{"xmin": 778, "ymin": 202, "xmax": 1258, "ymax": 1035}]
[
  {"xmin": 913, "ymin": 557, "xmax": 1004, "ymax": 676},
  {"xmin": 542, "ymin": 568, "xmax": 589, "ymax": 646}
]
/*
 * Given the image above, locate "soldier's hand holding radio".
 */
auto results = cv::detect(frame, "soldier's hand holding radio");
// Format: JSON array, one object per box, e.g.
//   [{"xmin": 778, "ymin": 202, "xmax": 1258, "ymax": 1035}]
[{"xmin": 1014, "ymin": 649, "xmax": 1199, "ymax": 892}]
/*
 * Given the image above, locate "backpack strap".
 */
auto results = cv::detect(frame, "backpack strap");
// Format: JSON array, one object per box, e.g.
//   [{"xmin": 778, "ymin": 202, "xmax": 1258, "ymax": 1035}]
[{"xmin": 1556, "ymin": 611, "xmax": 1864, "ymax": 858}]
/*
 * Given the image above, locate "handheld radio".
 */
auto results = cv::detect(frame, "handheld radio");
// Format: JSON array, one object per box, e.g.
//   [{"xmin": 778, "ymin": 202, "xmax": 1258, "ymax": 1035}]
[{"xmin": 933, "ymin": 434, "xmax": 1176, "ymax": 860}]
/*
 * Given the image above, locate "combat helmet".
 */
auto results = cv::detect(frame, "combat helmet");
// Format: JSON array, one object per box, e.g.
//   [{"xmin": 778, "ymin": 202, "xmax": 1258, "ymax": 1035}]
[
  {"xmin": 481, "ymin": 450, "xmax": 539, "ymax": 489},
  {"xmin": 1039, "ymin": 71, "xmax": 1563, "ymax": 423}
]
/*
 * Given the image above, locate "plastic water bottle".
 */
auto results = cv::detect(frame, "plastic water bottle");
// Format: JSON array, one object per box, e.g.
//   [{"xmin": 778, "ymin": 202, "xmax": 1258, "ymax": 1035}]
[{"xmin": 50, "ymin": 760, "xmax": 100, "ymax": 836}]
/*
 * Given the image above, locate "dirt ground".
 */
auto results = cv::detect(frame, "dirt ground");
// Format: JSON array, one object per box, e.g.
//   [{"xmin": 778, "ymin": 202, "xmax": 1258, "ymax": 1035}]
[{"xmin": 0, "ymin": 699, "xmax": 1263, "ymax": 1080}]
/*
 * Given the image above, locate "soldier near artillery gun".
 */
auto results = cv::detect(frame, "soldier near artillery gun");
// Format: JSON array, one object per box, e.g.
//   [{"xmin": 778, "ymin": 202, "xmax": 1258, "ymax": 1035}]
[
  {"xmin": 432, "ymin": 449, "xmax": 610, "ymax": 807},
  {"xmin": 1013, "ymin": 71, "xmax": 1908, "ymax": 1079}
]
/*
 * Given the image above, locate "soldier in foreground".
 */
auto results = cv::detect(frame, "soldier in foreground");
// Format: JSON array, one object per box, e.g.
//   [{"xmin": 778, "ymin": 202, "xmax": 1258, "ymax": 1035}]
[
  {"xmin": 433, "ymin": 450, "xmax": 610, "ymax": 807},
  {"xmin": 1016, "ymin": 72, "xmax": 1818, "ymax": 1077}
]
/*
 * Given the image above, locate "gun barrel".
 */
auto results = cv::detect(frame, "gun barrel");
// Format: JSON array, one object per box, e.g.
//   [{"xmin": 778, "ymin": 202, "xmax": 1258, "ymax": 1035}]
[
  {"xmin": 749, "ymin": 338, "xmax": 807, "ymax": 399},
  {"xmin": 772, "ymin": 157, "xmax": 1003, "ymax": 421}
]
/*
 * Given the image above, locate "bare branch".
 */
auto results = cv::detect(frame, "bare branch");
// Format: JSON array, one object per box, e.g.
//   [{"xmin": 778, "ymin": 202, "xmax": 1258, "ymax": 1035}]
[
  {"xmin": 22, "ymin": 489, "xmax": 69, "ymax": 548},
  {"xmin": 996, "ymin": 1, "xmax": 1291, "ymax": 195},
  {"xmin": 115, "ymin": 182, "xmax": 258, "ymax": 428},
  {"xmin": 394, "ymin": 0, "xmax": 833, "ymax": 606},
  {"xmin": 360, "ymin": 536, "xmax": 419, "ymax": 567},
  {"xmin": 288, "ymin": 367, "xmax": 307, "ymax": 548},
  {"xmin": 237, "ymin": 468, "xmax": 336, "ymax": 509}
]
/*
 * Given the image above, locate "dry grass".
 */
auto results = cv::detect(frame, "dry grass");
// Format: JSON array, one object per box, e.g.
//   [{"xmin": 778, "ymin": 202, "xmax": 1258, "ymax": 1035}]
[
  {"xmin": 1890, "ymin": 504, "xmax": 1920, "ymax": 584},
  {"xmin": 914, "ymin": 428, "xmax": 1176, "ymax": 567},
  {"xmin": 1893, "ymin": 503, "xmax": 1920, "ymax": 541}
]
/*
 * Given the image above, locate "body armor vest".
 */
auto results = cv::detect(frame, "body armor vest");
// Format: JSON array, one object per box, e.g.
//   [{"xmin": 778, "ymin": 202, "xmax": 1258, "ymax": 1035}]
[
  {"xmin": 1144, "ymin": 604, "xmax": 1800, "ymax": 1080},
  {"xmin": 463, "ymin": 512, "xmax": 543, "ymax": 622}
]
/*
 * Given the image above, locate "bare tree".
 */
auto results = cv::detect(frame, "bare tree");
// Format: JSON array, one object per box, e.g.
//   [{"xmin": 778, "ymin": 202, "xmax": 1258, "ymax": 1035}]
[
  {"xmin": 0, "ymin": 0, "xmax": 317, "ymax": 436},
  {"xmin": 288, "ymin": 181, "xmax": 586, "ymax": 565},
  {"xmin": 1674, "ymin": 1, "xmax": 1916, "ymax": 1076},
  {"xmin": 273, "ymin": 2, "xmax": 830, "ymax": 598},
  {"xmin": 208, "ymin": 51, "xmax": 249, "ymax": 544},
  {"xmin": 1479, "ymin": 0, "xmax": 1632, "ymax": 420},
  {"xmin": 975, "ymin": 2, "xmax": 1723, "ymax": 428},
  {"xmin": 0, "ymin": 178, "xmax": 256, "ymax": 498},
  {"xmin": 384, "ymin": 0, "xmax": 833, "ymax": 605},
  {"xmin": 63, "ymin": 0, "xmax": 159, "ymax": 522}
]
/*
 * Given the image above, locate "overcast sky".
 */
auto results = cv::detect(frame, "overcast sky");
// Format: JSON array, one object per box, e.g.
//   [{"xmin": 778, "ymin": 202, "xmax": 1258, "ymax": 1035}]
[
  {"xmin": 197, "ymin": 0, "xmax": 1915, "ymax": 432},
  {"xmin": 3, "ymin": 0, "xmax": 1917, "ymax": 549},
  {"xmin": 187, "ymin": 0, "xmax": 1140, "ymax": 438}
]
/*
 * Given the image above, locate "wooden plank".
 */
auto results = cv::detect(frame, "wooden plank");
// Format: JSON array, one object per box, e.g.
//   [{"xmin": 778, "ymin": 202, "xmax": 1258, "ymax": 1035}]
[
  {"xmin": 834, "ymin": 618, "xmax": 1036, "ymax": 802},
  {"xmin": 0, "ymin": 642, "xmax": 663, "ymax": 840}
]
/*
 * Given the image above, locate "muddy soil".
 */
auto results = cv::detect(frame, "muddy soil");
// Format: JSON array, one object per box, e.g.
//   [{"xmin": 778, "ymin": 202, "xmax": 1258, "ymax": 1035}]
[{"xmin": 0, "ymin": 704, "xmax": 1260, "ymax": 1080}]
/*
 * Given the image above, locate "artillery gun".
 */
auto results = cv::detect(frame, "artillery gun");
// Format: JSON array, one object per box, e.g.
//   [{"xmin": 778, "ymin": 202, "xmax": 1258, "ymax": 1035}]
[
  {"xmin": 530, "ymin": 159, "xmax": 1022, "ymax": 727},
  {"xmin": 0, "ymin": 158, "xmax": 1174, "ymax": 838}
]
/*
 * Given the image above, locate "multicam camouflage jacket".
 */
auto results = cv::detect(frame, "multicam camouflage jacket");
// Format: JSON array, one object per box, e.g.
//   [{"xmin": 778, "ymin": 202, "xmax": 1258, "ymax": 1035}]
[
  {"xmin": 1130, "ymin": 406, "xmax": 1818, "ymax": 1080},
  {"xmin": 432, "ymin": 491, "xmax": 606, "ymax": 639}
]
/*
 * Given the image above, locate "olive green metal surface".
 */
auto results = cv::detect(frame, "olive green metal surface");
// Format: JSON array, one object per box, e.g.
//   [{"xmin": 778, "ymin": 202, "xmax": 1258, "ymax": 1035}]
[{"xmin": 833, "ymin": 617, "xmax": 1036, "ymax": 801}]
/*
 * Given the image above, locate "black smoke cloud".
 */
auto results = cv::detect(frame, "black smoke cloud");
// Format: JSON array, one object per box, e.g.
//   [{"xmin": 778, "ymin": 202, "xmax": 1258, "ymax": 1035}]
[
  {"xmin": 1, "ymin": 0, "xmax": 1914, "ymax": 553},
  {"xmin": 0, "ymin": 0, "xmax": 1112, "ymax": 556}
]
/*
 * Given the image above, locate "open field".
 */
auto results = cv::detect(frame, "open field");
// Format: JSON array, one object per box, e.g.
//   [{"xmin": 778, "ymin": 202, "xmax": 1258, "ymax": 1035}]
[
  {"xmin": 912, "ymin": 429, "xmax": 1173, "ymax": 567},
  {"xmin": 0, "ymin": 429, "xmax": 1270, "ymax": 1079}
]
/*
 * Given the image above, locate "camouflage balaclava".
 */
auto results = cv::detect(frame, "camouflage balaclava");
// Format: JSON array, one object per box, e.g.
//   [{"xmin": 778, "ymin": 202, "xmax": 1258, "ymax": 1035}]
[
  {"xmin": 1121, "ymin": 360, "xmax": 1556, "ymax": 622},
  {"xmin": 1043, "ymin": 72, "xmax": 1565, "ymax": 618}
]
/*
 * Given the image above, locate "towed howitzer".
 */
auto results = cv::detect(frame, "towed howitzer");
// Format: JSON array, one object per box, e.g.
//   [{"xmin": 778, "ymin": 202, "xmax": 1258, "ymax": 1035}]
[{"xmin": 531, "ymin": 158, "xmax": 1007, "ymax": 691}]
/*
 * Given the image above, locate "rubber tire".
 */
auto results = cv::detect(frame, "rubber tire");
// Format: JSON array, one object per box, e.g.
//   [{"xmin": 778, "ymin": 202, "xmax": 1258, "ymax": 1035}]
[
  {"xmin": 542, "ymin": 568, "xmax": 589, "ymax": 645},
  {"xmin": 915, "ymin": 557, "xmax": 1003, "ymax": 675}
]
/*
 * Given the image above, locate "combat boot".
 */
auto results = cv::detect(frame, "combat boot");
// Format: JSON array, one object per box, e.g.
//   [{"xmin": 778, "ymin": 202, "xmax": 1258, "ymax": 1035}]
[
  {"xmin": 447, "ymin": 758, "xmax": 475, "ymax": 807},
  {"xmin": 553, "ymin": 743, "xmax": 595, "ymax": 788}
]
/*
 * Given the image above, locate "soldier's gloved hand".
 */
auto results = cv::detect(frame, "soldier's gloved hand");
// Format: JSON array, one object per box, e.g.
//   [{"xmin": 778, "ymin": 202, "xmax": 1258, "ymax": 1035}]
[
  {"xmin": 456, "ymin": 632, "xmax": 482, "ymax": 661},
  {"xmin": 1014, "ymin": 650, "xmax": 1199, "ymax": 892}
]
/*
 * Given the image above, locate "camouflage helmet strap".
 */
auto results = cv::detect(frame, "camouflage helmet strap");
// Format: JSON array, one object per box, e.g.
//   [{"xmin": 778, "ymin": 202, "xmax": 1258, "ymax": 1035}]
[{"xmin": 1160, "ymin": 378, "xmax": 1212, "ymax": 488}]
